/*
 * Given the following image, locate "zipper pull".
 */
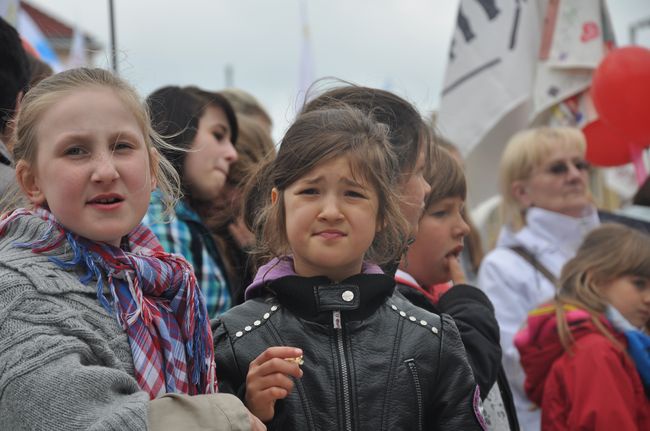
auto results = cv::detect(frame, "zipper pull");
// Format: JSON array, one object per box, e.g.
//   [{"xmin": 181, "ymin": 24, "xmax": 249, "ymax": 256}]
[{"xmin": 333, "ymin": 310, "xmax": 342, "ymax": 329}]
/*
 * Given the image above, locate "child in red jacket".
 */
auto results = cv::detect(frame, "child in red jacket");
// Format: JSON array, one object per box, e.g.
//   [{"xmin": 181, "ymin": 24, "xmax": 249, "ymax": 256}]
[{"xmin": 515, "ymin": 224, "xmax": 650, "ymax": 430}]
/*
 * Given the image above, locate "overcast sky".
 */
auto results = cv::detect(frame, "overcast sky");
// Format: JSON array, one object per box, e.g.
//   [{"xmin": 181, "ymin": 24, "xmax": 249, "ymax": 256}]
[{"xmin": 28, "ymin": 0, "xmax": 650, "ymax": 140}]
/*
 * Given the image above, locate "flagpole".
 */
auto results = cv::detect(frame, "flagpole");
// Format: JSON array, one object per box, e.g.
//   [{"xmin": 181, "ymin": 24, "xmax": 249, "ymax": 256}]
[{"xmin": 108, "ymin": 0, "xmax": 117, "ymax": 74}]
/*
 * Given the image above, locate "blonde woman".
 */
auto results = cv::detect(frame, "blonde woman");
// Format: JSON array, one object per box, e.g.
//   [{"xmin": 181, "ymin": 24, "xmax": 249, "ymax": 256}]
[{"xmin": 478, "ymin": 127, "xmax": 598, "ymax": 430}]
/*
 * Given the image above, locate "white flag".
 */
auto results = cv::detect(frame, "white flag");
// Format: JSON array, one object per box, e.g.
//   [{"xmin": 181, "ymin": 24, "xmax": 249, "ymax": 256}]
[
  {"xmin": 437, "ymin": 0, "xmax": 546, "ymax": 156},
  {"xmin": 437, "ymin": 0, "xmax": 548, "ymax": 205}
]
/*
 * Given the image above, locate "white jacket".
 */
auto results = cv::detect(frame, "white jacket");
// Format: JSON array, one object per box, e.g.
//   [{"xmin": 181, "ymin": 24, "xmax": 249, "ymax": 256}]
[{"xmin": 477, "ymin": 206, "xmax": 600, "ymax": 431}]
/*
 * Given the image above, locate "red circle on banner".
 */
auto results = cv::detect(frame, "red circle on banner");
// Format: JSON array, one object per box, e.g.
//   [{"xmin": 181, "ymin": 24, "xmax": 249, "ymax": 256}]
[
  {"xmin": 591, "ymin": 46, "xmax": 650, "ymax": 145},
  {"xmin": 583, "ymin": 120, "xmax": 637, "ymax": 167}
]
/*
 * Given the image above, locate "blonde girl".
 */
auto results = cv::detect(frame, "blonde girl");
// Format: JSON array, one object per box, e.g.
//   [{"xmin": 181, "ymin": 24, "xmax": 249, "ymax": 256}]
[
  {"xmin": 0, "ymin": 68, "xmax": 258, "ymax": 430},
  {"xmin": 515, "ymin": 224, "xmax": 650, "ymax": 430}
]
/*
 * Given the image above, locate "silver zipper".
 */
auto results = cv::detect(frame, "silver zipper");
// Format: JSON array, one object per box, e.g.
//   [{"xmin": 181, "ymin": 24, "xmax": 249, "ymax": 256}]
[
  {"xmin": 333, "ymin": 310, "xmax": 353, "ymax": 431},
  {"xmin": 405, "ymin": 359, "xmax": 423, "ymax": 431}
]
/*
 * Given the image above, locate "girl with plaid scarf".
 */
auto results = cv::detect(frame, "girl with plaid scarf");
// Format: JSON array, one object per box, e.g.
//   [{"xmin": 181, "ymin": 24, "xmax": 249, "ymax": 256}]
[{"xmin": 0, "ymin": 68, "xmax": 262, "ymax": 430}]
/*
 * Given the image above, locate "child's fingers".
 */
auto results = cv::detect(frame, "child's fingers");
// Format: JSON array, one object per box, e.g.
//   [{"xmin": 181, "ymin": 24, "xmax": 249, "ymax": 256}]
[
  {"xmin": 249, "ymin": 355, "xmax": 304, "ymax": 380},
  {"xmin": 247, "ymin": 371, "xmax": 297, "ymax": 396},
  {"xmin": 245, "ymin": 387, "xmax": 281, "ymax": 422},
  {"xmin": 245, "ymin": 377, "xmax": 294, "ymax": 422},
  {"xmin": 246, "ymin": 347, "xmax": 305, "ymax": 422},
  {"xmin": 250, "ymin": 346, "xmax": 303, "ymax": 367},
  {"xmin": 448, "ymin": 255, "xmax": 466, "ymax": 285}
]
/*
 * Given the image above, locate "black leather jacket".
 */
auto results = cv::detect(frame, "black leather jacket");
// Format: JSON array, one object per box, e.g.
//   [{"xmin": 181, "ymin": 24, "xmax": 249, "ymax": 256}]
[
  {"xmin": 396, "ymin": 281, "xmax": 519, "ymax": 431},
  {"xmin": 213, "ymin": 273, "xmax": 485, "ymax": 430}
]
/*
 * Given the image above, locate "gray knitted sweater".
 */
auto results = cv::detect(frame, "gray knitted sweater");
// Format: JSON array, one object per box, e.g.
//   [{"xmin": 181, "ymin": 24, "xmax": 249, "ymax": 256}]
[{"xmin": 0, "ymin": 213, "xmax": 251, "ymax": 431}]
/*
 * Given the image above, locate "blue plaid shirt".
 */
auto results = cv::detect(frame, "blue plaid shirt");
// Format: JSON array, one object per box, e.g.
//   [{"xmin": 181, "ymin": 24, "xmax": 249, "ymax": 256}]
[{"xmin": 142, "ymin": 191, "xmax": 231, "ymax": 317}]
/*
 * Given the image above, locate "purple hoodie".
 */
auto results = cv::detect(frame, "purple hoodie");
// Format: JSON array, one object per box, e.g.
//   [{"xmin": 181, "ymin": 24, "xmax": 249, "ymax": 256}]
[{"xmin": 244, "ymin": 256, "xmax": 385, "ymax": 300}]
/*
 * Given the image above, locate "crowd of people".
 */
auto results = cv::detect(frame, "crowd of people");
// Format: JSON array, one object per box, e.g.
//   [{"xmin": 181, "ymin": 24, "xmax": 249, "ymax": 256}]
[{"xmin": 0, "ymin": 16, "xmax": 649, "ymax": 431}]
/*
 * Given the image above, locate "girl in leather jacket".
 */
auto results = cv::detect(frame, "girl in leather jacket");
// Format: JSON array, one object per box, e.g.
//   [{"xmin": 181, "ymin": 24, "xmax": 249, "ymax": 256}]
[{"xmin": 213, "ymin": 106, "xmax": 486, "ymax": 430}]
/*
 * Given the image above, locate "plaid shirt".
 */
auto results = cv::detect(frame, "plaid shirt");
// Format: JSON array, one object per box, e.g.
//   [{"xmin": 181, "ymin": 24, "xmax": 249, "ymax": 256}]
[{"xmin": 142, "ymin": 191, "xmax": 231, "ymax": 317}]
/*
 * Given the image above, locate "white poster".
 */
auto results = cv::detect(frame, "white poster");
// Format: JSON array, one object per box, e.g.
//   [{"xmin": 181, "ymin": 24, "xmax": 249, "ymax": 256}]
[{"xmin": 437, "ymin": 0, "xmax": 547, "ymax": 157}]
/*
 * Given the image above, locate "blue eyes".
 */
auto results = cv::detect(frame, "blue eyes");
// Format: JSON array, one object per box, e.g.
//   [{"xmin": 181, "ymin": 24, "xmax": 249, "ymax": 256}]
[{"xmin": 64, "ymin": 147, "xmax": 85, "ymax": 156}]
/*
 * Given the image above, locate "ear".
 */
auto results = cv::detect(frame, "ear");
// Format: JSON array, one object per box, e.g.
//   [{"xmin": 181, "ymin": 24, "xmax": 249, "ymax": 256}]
[
  {"xmin": 15, "ymin": 160, "xmax": 46, "ymax": 206},
  {"xmin": 511, "ymin": 180, "xmax": 532, "ymax": 208},
  {"xmin": 271, "ymin": 187, "xmax": 279, "ymax": 205},
  {"xmin": 148, "ymin": 147, "xmax": 159, "ymax": 190}
]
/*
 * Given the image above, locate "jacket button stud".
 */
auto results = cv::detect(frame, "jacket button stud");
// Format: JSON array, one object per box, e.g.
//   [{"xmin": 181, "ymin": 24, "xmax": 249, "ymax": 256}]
[
  {"xmin": 431, "ymin": 327, "xmax": 439, "ymax": 334},
  {"xmin": 342, "ymin": 290, "xmax": 354, "ymax": 302},
  {"xmin": 236, "ymin": 331, "xmax": 243, "ymax": 337}
]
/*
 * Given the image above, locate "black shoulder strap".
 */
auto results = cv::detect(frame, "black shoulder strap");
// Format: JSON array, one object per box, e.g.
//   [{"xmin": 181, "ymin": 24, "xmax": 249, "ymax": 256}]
[{"xmin": 508, "ymin": 245, "xmax": 558, "ymax": 286}]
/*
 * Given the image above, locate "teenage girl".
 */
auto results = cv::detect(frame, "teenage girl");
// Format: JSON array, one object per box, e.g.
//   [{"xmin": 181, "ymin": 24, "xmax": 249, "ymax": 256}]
[
  {"xmin": 515, "ymin": 224, "xmax": 650, "ymax": 430},
  {"xmin": 143, "ymin": 86, "xmax": 238, "ymax": 318},
  {"xmin": 0, "ymin": 68, "xmax": 259, "ymax": 430},
  {"xmin": 213, "ymin": 107, "xmax": 485, "ymax": 430},
  {"xmin": 395, "ymin": 146, "xmax": 519, "ymax": 430}
]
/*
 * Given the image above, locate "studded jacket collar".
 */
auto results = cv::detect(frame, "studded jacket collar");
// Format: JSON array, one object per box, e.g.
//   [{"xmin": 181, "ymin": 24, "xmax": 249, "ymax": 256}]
[{"xmin": 266, "ymin": 273, "xmax": 395, "ymax": 323}]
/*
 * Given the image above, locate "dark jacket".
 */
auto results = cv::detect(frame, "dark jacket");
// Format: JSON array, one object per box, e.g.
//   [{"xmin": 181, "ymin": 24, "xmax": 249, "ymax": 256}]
[
  {"xmin": 396, "ymin": 279, "xmax": 519, "ymax": 431},
  {"xmin": 213, "ymin": 259, "xmax": 485, "ymax": 431}
]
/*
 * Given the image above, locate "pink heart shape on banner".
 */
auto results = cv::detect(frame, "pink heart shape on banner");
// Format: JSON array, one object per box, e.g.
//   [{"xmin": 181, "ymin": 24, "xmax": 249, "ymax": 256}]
[{"xmin": 580, "ymin": 21, "xmax": 600, "ymax": 42}]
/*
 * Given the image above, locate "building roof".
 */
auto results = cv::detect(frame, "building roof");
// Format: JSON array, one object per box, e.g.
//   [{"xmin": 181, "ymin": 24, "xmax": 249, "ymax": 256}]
[{"xmin": 21, "ymin": 1, "xmax": 102, "ymax": 51}]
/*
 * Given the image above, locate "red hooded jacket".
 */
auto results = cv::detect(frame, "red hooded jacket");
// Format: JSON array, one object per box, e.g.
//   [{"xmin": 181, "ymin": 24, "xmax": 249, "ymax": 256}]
[{"xmin": 515, "ymin": 304, "xmax": 650, "ymax": 430}]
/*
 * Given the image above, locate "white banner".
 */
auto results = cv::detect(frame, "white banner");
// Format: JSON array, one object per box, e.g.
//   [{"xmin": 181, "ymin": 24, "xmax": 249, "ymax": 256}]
[
  {"xmin": 437, "ymin": 0, "xmax": 611, "ymax": 206},
  {"xmin": 437, "ymin": 0, "xmax": 547, "ymax": 157}
]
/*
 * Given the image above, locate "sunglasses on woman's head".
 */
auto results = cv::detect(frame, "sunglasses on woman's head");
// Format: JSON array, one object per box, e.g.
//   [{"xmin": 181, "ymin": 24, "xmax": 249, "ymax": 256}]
[{"xmin": 546, "ymin": 159, "xmax": 590, "ymax": 175}]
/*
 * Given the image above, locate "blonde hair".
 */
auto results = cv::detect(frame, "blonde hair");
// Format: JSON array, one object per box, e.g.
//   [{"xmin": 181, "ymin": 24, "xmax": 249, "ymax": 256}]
[
  {"xmin": 499, "ymin": 127, "xmax": 587, "ymax": 232},
  {"xmin": 221, "ymin": 88, "xmax": 272, "ymax": 129},
  {"xmin": 245, "ymin": 107, "xmax": 410, "ymax": 268},
  {"xmin": 4, "ymin": 67, "xmax": 180, "ymax": 214},
  {"xmin": 556, "ymin": 224, "xmax": 650, "ymax": 352}
]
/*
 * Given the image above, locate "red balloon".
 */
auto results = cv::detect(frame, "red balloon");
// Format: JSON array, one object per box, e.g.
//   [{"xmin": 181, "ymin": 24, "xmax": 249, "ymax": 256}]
[
  {"xmin": 591, "ymin": 46, "xmax": 650, "ymax": 145},
  {"xmin": 583, "ymin": 120, "xmax": 637, "ymax": 167}
]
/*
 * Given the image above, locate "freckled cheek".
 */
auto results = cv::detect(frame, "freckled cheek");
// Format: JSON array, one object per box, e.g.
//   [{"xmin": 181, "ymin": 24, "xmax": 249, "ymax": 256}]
[{"xmin": 123, "ymin": 156, "xmax": 153, "ymax": 192}]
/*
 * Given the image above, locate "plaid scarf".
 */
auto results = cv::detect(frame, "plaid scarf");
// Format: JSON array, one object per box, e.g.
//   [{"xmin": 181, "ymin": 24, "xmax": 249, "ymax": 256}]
[{"xmin": 0, "ymin": 208, "xmax": 217, "ymax": 399}]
